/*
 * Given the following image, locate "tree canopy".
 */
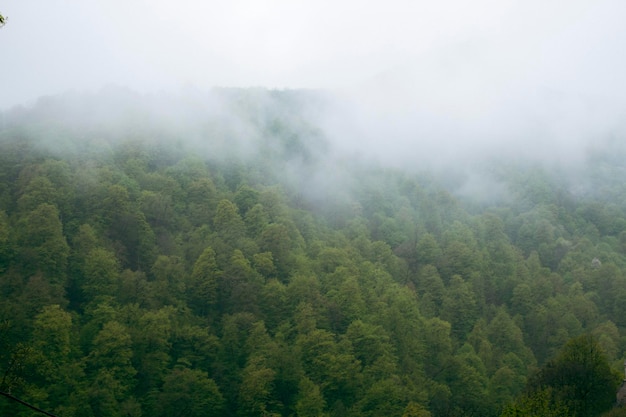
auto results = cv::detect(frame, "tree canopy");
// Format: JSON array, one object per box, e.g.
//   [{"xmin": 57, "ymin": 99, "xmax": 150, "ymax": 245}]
[{"xmin": 1, "ymin": 89, "xmax": 626, "ymax": 417}]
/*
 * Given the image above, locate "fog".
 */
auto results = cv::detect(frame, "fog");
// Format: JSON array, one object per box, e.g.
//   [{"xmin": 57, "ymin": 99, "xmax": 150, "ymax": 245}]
[{"xmin": 2, "ymin": 0, "xmax": 626, "ymax": 181}]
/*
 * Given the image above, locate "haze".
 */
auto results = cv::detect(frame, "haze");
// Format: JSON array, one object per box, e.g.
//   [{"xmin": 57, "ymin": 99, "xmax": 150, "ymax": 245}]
[{"xmin": 2, "ymin": 0, "xmax": 626, "ymax": 171}]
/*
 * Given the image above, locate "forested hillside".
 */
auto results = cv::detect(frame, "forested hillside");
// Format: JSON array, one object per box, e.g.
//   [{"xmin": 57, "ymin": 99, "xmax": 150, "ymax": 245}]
[{"xmin": 1, "ymin": 88, "xmax": 626, "ymax": 417}]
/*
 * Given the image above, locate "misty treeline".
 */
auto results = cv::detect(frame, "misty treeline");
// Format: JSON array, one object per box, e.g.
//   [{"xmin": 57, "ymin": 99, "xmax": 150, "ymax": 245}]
[{"xmin": 1, "ymin": 87, "xmax": 626, "ymax": 417}]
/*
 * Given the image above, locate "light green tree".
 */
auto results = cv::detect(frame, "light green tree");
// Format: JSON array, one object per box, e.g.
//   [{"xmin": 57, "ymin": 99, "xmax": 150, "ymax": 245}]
[
  {"xmin": 500, "ymin": 388, "xmax": 570, "ymax": 417},
  {"xmin": 214, "ymin": 199, "xmax": 246, "ymax": 244},
  {"xmin": 295, "ymin": 376, "xmax": 327, "ymax": 417}
]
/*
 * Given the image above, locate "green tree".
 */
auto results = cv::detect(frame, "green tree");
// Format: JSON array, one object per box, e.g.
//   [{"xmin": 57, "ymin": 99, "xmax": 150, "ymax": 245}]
[
  {"xmin": 234, "ymin": 184, "xmax": 260, "ymax": 215},
  {"xmin": 30, "ymin": 305, "xmax": 83, "ymax": 414},
  {"xmin": 16, "ymin": 175, "xmax": 57, "ymax": 213},
  {"xmin": 354, "ymin": 376, "xmax": 411, "ymax": 417},
  {"xmin": 87, "ymin": 320, "xmax": 136, "ymax": 383},
  {"xmin": 326, "ymin": 274, "xmax": 365, "ymax": 332},
  {"xmin": 158, "ymin": 366, "xmax": 224, "ymax": 417},
  {"xmin": 140, "ymin": 190, "xmax": 176, "ymax": 229},
  {"xmin": 253, "ymin": 251, "xmax": 276, "ymax": 278},
  {"xmin": 530, "ymin": 334, "xmax": 620, "ymax": 417},
  {"xmin": 259, "ymin": 278, "xmax": 288, "ymax": 330},
  {"xmin": 220, "ymin": 249, "xmax": 263, "ymax": 314},
  {"xmin": 345, "ymin": 320, "xmax": 397, "ymax": 379},
  {"xmin": 402, "ymin": 401, "xmax": 432, "ymax": 417},
  {"xmin": 150, "ymin": 255, "xmax": 186, "ymax": 306},
  {"xmin": 486, "ymin": 308, "xmax": 535, "ymax": 374},
  {"xmin": 83, "ymin": 248, "xmax": 120, "ymax": 300},
  {"xmin": 133, "ymin": 307, "xmax": 174, "ymax": 395},
  {"xmin": 187, "ymin": 246, "xmax": 221, "ymax": 316},
  {"xmin": 500, "ymin": 388, "xmax": 570, "ymax": 417},
  {"xmin": 422, "ymin": 317, "xmax": 453, "ymax": 379},
  {"xmin": 101, "ymin": 184, "xmax": 157, "ymax": 271},
  {"xmin": 67, "ymin": 223, "xmax": 100, "ymax": 304},
  {"xmin": 416, "ymin": 265, "xmax": 445, "ymax": 317},
  {"xmin": 214, "ymin": 199, "xmax": 246, "ymax": 245},
  {"xmin": 445, "ymin": 344, "xmax": 490, "ymax": 416},
  {"xmin": 296, "ymin": 327, "xmax": 362, "ymax": 408},
  {"xmin": 15, "ymin": 203, "xmax": 70, "ymax": 285},
  {"xmin": 186, "ymin": 177, "xmax": 218, "ymax": 226},
  {"xmin": 259, "ymin": 222, "xmax": 294, "ymax": 280},
  {"xmin": 245, "ymin": 203, "xmax": 270, "ymax": 237},
  {"xmin": 32, "ymin": 305, "xmax": 73, "ymax": 373},
  {"xmin": 0, "ymin": 210, "xmax": 10, "ymax": 272},
  {"xmin": 238, "ymin": 355, "xmax": 277, "ymax": 417},
  {"xmin": 86, "ymin": 320, "xmax": 138, "ymax": 416},
  {"xmin": 490, "ymin": 366, "xmax": 525, "ymax": 412},
  {"xmin": 441, "ymin": 275, "xmax": 478, "ymax": 342},
  {"xmin": 295, "ymin": 376, "xmax": 327, "ymax": 417},
  {"xmin": 416, "ymin": 232, "xmax": 441, "ymax": 266},
  {"xmin": 439, "ymin": 240, "xmax": 478, "ymax": 281}
]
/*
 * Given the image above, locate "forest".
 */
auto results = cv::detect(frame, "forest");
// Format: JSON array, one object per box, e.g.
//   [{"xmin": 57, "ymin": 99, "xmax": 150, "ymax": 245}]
[{"xmin": 1, "ymin": 87, "xmax": 626, "ymax": 417}]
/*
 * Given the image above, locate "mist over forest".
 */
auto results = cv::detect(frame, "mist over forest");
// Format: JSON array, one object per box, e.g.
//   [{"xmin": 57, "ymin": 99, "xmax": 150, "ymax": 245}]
[
  {"xmin": 4, "ymin": 84, "xmax": 624, "ymax": 205},
  {"xmin": 2, "ymin": 83, "xmax": 626, "ymax": 417},
  {"xmin": 3, "ymin": 1, "xmax": 626, "ymax": 417}
]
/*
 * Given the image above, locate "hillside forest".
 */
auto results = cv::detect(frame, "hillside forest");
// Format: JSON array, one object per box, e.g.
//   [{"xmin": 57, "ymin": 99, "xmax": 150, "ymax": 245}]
[{"xmin": 2, "ymin": 88, "xmax": 626, "ymax": 417}]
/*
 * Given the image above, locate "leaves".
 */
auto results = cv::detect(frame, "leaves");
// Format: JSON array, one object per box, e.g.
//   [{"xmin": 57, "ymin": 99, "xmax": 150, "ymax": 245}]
[
  {"xmin": 2, "ymin": 88, "xmax": 626, "ymax": 417},
  {"xmin": 530, "ymin": 334, "xmax": 620, "ymax": 417},
  {"xmin": 158, "ymin": 367, "xmax": 224, "ymax": 417}
]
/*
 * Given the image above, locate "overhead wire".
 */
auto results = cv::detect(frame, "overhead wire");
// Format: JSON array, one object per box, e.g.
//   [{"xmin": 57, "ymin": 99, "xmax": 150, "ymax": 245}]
[{"xmin": 0, "ymin": 390, "xmax": 60, "ymax": 417}]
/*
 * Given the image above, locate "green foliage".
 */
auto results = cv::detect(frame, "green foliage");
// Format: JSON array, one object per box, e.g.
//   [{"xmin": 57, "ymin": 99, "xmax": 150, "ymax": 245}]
[
  {"xmin": 441, "ymin": 275, "xmax": 478, "ymax": 342},
  {"xmin": 188, "ymin": 246, "xmax": 220, "ymax": 316},
  {"xmin": 500, "ymin": 388, "xmax": 571, "ymax": 417},
  {"xmin": 15, "ymin": 203, "xmax": 69, "ymax": 284},
  {"xmin": 295, "ymin": 376, "xmax": 327, "ymax": 417},
  {"xmin": 214, "ymin": 199, "xmax": 246, "ymax": 241},
  {"xmin": 158, "ymin": 366, "xmax": 224, "ymax": 417},
  {"xmin": 83, "ymin": 248, "xmax": 120, "ymax": 299},
  {"xmin": 529, "ymin": 334, "xmax": 620, "ymax": 417},
  {"xmin": 0, "ymin": 210, "xmax": 10, "ymax": 272},
  {"xmin": 3, "ymin": 89, "xmax": 626, "ymax": 417}
]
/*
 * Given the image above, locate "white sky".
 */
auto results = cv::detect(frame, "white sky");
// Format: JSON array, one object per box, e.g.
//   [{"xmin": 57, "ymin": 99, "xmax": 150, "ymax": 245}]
[{"xmin": 1, "ymin": 0, "xmax": 625, "ymax": 110}]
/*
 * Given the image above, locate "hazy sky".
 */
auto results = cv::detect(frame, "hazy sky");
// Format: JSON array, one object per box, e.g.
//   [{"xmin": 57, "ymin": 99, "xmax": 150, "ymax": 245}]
[{"xmin": 2, "ymin": 0, "xmax": 625, "ymax": 110}]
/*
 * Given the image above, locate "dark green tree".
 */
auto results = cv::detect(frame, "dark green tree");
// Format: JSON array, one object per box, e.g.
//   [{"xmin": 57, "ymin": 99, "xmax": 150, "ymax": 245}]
[
  {"xmin": 441, "ymin": 275, "xmax": 478, "ymax": 342},
  {"xmin": 15, "ymin": 203, "xmax": 70, "ymax": 285},
  {"xmin": 82, "ymin": 248, "xmax": 120, "ymax": 300},
  {"xmin": 187, "ymin": 246, "xmax": 221, "ymax": 316},
  {"xmin": 0, "ymin": 210, "xmax": 9, "ymax": 272},
  {"xmin": 158, "ymin": 366, "xmax": 224, "ymax": 417},
  {"xmin": 529, "ymin": 334, "xmax": 620, "ymax": 417}
]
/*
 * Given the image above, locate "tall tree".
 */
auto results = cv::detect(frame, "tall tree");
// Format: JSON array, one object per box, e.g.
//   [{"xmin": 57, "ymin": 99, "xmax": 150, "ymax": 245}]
[
  {"xmin": 529, "ymin": 334, "xmax": 620, "ymax": 417},
  {"xmin": 158, "ymin": 366, "xmax": 224, "ymax": 417},
  {"xmin": 188, "ymin": 246, "xmax": 221, "ymax": 316},
  {"xmin": 15, "ymin": 203, "xmax": 70, "ymax": 285},
  {"xmin": 295, "ymin": 376, "xmax": 327, "ymax": 417}
]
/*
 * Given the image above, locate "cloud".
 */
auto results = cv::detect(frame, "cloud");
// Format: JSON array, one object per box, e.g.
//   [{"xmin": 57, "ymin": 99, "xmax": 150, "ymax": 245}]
[
  {"xmin": 2, "ymin": 0, "xmax": 625, "ymax": 178},
  {"xmin": 0, "ymin": 0, "xmax": 522, "ymax": 106}
]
